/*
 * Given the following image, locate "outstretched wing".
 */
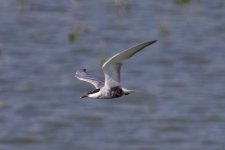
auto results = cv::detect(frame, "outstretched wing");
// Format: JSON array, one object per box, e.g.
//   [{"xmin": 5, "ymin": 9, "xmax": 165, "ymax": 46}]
[
  {"xmin": 75, "ymin": 69, "xmax": 104, "ymax": 89},
  {"xmin": 102, "ymin": 40, "xmax": 157, "ymax": 87}
]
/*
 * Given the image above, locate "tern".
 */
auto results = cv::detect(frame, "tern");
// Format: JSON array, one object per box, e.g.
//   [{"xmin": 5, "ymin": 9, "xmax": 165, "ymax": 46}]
[{"xmin": 75, "ymin": 40, "xmax": 157, "ymax": 99}]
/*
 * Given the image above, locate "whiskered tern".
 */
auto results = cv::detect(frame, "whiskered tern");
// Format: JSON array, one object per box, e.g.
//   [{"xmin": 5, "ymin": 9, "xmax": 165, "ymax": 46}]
[{"xmin": 75, "ymin": 40, "xmax": 157, "ymax": 99}]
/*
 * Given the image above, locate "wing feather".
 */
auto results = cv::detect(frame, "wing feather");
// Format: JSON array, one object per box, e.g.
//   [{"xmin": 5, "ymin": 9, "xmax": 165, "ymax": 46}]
[
  {"xmin": 102, "ymin": 40, "xmax": 157, "ymax": 87},
  {"xmin": 75, "ymin": 69, "xmax": 104, "ymax": 89}
]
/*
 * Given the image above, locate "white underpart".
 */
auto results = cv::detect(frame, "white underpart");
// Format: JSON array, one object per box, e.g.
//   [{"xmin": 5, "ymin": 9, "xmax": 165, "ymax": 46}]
[
  {"xmin": 88, "ymin": 86, "xmax": 110, "ymax": 98},
  {"xmin": 87, "ymin": 91, "xmax": 102, "ymax": 98}
]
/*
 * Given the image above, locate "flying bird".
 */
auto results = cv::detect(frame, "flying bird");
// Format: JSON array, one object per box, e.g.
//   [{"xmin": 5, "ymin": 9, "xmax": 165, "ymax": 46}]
[{"xmin": 75, "ymin": 40, "xmax": 157, "ymax": 99}]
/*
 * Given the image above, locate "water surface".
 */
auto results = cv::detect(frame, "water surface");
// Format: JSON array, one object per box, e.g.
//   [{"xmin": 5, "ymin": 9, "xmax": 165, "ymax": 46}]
[{"xmin": 0, "ymin": 0, "xmax": 225, "ymax": 150}]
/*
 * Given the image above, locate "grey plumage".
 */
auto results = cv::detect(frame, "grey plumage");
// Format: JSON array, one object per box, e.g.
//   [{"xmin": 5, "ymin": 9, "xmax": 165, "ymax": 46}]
[{"xmin": 75, "ymin": 69, "xmax": 104, "ymax": 89}]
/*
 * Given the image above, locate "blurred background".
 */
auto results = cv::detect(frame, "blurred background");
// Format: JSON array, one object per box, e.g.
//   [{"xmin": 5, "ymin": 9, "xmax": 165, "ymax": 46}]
[{"xmin": 0, "ymin": 0, "xmax": 225, "ymax": 150}]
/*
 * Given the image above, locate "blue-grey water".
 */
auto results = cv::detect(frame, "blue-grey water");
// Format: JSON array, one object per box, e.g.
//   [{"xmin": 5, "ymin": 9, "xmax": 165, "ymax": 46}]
[{"xmin": 0, "ymin": 0, "xmax": 225, "ymax": 150}]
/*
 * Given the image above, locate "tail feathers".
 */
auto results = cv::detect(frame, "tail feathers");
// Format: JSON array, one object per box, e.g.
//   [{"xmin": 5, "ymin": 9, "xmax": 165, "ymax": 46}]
[{"xmin": 122, "ymin": 88, "xmax": 135, "ymax": 95}]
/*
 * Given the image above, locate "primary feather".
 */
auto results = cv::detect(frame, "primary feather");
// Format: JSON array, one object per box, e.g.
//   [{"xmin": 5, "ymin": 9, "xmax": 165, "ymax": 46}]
[
  {"xmin": 102, "ymin": 40, "xmax": 157, "ymax": 88},
  {"xmin": 75, "ymin": 69, "xmax": 104, "ymax": 89}
]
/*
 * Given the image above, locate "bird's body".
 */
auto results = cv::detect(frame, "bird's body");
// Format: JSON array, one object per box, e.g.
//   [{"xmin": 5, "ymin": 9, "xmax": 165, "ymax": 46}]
[
  {"xmin": 75, "ymin": 40, "xmax": 157, "ymax": 99},
  {"xmin": 87, "ymin": 86, "xmax": 123, "ymax": 99}
]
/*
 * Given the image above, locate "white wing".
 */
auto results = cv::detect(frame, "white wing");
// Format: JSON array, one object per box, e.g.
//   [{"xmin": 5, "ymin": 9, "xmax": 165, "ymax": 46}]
[
  {"xmin": 75, "ymin": 69, "xmax": 104, "ymax": 89},
  {"xmin": 102, "ymin": 40, "xmax": 157, "ymax": 87}
]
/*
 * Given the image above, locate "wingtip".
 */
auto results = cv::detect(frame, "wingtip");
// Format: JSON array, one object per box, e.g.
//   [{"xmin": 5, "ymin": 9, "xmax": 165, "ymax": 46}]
[
  {"xmin": 151, "ymin": 40, "xmax": 157, "ymax": 44},
  {"xmin": 75, "ymin": 69, "xmax": 87, "ymax": 76}
]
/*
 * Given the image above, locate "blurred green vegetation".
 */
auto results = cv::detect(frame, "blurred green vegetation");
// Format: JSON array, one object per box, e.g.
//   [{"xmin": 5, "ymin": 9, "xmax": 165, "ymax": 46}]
[
  {"xmin": 174, "ymin": 0, "xmax": 191, "ymax": 6},
  {"xmin": 160, "ymin": 26, "xmax": 171, "ymax": 37},
  {"xmin": 68, "ymin": 23, "xmax": 92, "ymax": 43},
  {"xmin": 68, "ymin": 32, "xmax": 78, "ymax": 43},
  {"xmin": 114, "ymin": 0, "xmax": 132, "ymax": 17}
]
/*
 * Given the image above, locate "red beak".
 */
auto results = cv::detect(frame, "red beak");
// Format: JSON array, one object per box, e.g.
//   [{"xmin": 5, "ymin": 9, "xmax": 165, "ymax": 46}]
[{"xmin": 80, "ymin": 95, "xmax": 88, "ymax": 98}]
